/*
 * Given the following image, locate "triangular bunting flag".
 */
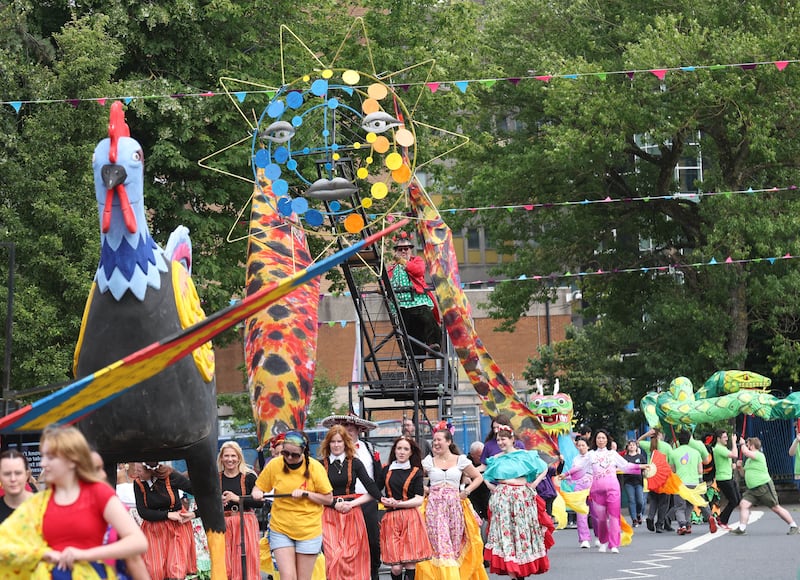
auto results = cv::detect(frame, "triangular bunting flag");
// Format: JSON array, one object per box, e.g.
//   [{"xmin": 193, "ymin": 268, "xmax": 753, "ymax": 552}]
[
  {"xmin": 650, "ymin": 69, "xmax": 667, "ymax": 80},
  {"xmin": 9, "ymin": 101, "xmax": 21, "ymax": 113},
  {"xmin": 508, "ymin": 78, "xmax": 521, "ymax": 85},
  {"xmin": 234, "ymin": 91, "xmax": 246, "ymax": 103},
  {"xmin": 481, "ymin": 79, "xmax": 497, "ymax": 88},
  {"xmin": 454, "ymin": 81, "xmax": 469, "ymax": 93},
  {"xmin": 535, "ymin": 75, "xmax": 552, "ymax": 83},
  {"xmin": 427, "ymin": 82, "xmax": 440, "ymax": 93},
  {"xmin": 775, "ymin": 61, "xmax": 789, "ymax": 71}
]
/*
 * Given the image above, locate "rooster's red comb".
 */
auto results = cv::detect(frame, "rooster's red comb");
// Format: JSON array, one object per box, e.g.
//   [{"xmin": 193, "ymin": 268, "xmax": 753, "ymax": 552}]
[{"xmin": 108, "ymin": 101, "xmax": 130, "ymax": 163}]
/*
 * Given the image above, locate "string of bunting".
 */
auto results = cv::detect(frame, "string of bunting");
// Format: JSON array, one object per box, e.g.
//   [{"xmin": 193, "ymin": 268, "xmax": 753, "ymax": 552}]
[
  {"xmin": 3, "ymin": 58, "xmax": 797, "ymax": 112},
  {"xmin": 425, "ymin": 185, "xmax": 798, "ymax": 215},
  {"xmin": 461, "ymin": 252, "xmax": 799, "ymax": 287}
]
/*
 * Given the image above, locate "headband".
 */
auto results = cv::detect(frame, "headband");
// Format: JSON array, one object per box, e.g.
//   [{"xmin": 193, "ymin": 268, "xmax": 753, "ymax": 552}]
[
  {"xmin": 283, "ymin": 431, "xmax": 306, "ymax": 449},
  {"xmin": 495, "ymin": 424, "xmax": 514, "ymax": 434}
]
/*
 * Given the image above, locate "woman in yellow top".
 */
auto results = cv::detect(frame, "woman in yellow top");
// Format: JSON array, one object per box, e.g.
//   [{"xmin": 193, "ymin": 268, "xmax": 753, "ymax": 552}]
[{"xmin": 252, "ymin": 431, "xmax": 333, "ymax": 580}]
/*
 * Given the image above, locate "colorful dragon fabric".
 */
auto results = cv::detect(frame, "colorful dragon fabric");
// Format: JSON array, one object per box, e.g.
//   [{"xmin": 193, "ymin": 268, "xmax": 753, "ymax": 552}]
[
  {"xmin": 640, "ymin": 370, "xmax": 800, "ymax": 429},
  {"xmin": 408, "ymin": 183, "xmax": 558, "ymax": 457},
  {"xmin": 245, "ymin": 171, "xmax": 320, "ymax": 445}
]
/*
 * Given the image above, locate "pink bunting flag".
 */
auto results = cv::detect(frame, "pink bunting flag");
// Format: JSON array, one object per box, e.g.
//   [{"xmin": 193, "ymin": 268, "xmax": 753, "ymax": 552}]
[
  {"xmin": 784, "ymin": 253, "xmax": 793, "ymax": 259},
  {"xmin": 650, "ymin": 69, "xmax": 667, "ymax": 80},
  {"xmin": 725, "ymin": 257, "xmax": 734, "ymax": 263},
  {"xmin": 535, "ymin": 75, "xmax": 552, "ymax": 83},
  {"xmin": 426, "ymin": 83, "xmax": 440, "ymax": 93},
  {"xmin": 523, "ymin": 205, "xmax": 534, "ymax": 211},
  {"xmin": 97, "ymin": 98, "xmax": 106, "ymax": 106},
  {"xmin": 775, "ymin": 61, "xmax": 789, "ymax": 71}
]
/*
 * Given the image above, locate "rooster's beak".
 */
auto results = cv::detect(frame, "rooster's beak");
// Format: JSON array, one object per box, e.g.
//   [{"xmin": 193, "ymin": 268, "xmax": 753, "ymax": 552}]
[{"xmin": 101, "ymin": 164, "xmax": 127, "ymax": 190}]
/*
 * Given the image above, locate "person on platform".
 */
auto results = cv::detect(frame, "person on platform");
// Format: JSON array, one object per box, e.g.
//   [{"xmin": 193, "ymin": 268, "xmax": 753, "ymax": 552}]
[
  {"xmin": 218, "ymin": 441, "xmax": 261, "ymax": 580},
  {"xmin": 0, "ymin": 449, "xmax": 33, "ymax": 524},
  {"xmin": 133, "ymin": 461, "xmax": 197, "ymax": 579},
  {"xmin": 483, "ymin": 424, "xmax": 554, "ymax": 577},
  {"xmin": 319, "ymin": 425, "xmax": 381, "ymax": 580},
  {"xmin": 388, "ymin": 232, "xmax": 440, "ymax": 355},
  {"xmin": 379, "ymin": 436, "xmax": 433, "ymax": 579},
  {"xmin": 252, "ymin": 431, "xmax": 333, "ymax": 580},
  {"xmin": 0, "ymin": 425, "xmax": 147, "ymax": 577},
  {"xmin": 417, "ymin": 422, "xmax": 488, "ymax": 579},
  {"xmin": 321, "ymin": 413, "xmax": 383, "ymax": 580},
  {"xmin": 730, "ymin": 437, "xmax": 798, "ymax": 535}
]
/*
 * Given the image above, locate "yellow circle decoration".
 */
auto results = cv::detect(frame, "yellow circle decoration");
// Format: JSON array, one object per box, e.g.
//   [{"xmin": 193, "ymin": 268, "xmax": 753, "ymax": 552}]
[
  {"xmin": 371, "ymin": 182, "xmax": 389, "ymax": 199},
  {"xmin": 353, "ymin": 142, "xmax": 362, "ymax": 149},
  {"xmin": 302, "ymin": 75, "xmax": 310, "ymax": 82},
  {"xmin": 392, "ymin": 164, "xmax": 411, "ymax": 183},
  {"xmin": 322, "ymin": 69, "xmax": 333, "ymax": 79},
  {"xmin": 395, "ymin": 127, "xmax": 415, "ymax": 148},
  {"xmin": 332, "ymin": 152, "xmax": 340, "ymax": 161},
  {"xmin": 342, "ymin": 70, "xmax": 360, "ymax": 85},
  {"xmin": 366, "ymin": 156, "xmax": 373, "ymax": 164},
  {"xmin": 357, "ymin": 167, "xmax": 369, "ymax": 179},
  {"xmin": 368, "ymin": 83, "xmax": 389, "ymax": 100},
  {"xmin": 344, "ymin": 213, "xmax": 365, "ymax": 233},
  {"xmin": 362, "ymin": 198, "xmax": 373, "ymax": 208},
  {"xmin": 373, "ymin": 136, "xmax": 390, "ymax": 154},
  {"xmin": 362, "ymin": 98, "xmax": 380, "ymax": 114},
  {"xmin": 366, "ymin": 133, "xmax": 377, "ymax": 144},
  {"xmin": 385, "ymin": 152, "xmax": 403, "ymax": 170}
]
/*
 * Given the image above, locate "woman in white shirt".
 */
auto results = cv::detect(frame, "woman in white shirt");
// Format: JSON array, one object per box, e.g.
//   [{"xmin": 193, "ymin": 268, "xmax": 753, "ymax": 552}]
[{"xmin": 417, "ymin": 423, "xmax": 488, "ymax": 580}]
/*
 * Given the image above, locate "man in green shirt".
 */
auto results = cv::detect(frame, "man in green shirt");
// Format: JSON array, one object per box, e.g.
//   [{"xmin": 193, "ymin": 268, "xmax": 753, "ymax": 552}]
[
  {"xmin": 712, "ymin": 429, "xmax": 741, "ymax": 530},
  {"xmin": 730, "ymin": 437, "xmax": 798, "ymax": 535},
  {"xmin": 668, "ymin": 430, "xmax": 711, "ymax": 534}
]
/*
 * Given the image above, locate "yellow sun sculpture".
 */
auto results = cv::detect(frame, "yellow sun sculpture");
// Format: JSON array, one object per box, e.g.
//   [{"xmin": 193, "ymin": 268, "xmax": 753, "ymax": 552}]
[{"xmin": 199, "ymin": 17, "xmax": 468, "ymax": 244}]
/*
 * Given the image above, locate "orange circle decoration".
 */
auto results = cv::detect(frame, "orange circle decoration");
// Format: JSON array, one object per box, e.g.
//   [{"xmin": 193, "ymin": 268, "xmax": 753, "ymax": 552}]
[
  {"xmin": 392, "ymin": 164, "xmax": 411, "ymax": 183},
  {"xmin": 362, "ymin": 98, "xmax": 380, "ymax": 114},
  {"xmin": 395, "ymin": 128, "xmax": 415, "ymax": 148},
  {"xmin": 344, "ymin": 213, "xmax": 365, "ymax": 233},
  {"xmin": 367, "ymin": 83, "xmax": 389, "ymax": 100},
  {"xmin": 385, "ymin": 152, "xmax": 403, "ymax": 171},
  {"xmin": 373, "ymin": 136, "xmax": 391, "ymax": 154},
  {"xmin": 371, "ymin": 182, "xmax": 389, "ymax": 199}
]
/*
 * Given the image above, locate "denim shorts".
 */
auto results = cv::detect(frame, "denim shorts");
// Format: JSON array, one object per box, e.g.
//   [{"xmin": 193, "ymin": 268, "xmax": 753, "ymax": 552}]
[{"xmin": 269, "ymin": 529, "xmax": 323, "ymax": 554}]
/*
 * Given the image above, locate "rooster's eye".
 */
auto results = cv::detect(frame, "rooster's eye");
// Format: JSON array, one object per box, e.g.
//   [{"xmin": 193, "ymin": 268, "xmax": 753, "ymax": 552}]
[
  {"xmin": 132, "ymin": 151, "xmax": 142, "ymax": 163},
  {"xmin": 260, "ymin": 121, "xmax": 295, "ymax": 144}
]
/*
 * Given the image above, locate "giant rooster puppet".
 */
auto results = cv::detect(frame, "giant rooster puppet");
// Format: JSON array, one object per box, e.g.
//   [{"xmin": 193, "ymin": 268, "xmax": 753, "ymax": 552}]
[{"xmin": 72, "ymin": 101, "xmax": 226, "ymax": 578}]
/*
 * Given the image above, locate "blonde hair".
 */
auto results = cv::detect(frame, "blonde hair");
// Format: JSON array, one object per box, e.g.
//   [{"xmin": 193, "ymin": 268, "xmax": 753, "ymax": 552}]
[
  {"xmin": 319, "ymin": 425, "xmax": 356, "ymax": 459},
  {"xmin": 217, "ymin": 441, "xmax": 248, "ymax": 475},
  {"xmin": 40, "ymin": 425, "xmax": 102, "ymax": 484}
]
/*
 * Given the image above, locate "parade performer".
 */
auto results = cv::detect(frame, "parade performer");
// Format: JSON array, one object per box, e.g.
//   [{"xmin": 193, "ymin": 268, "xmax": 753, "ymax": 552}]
[
  {"xmin": 483, "ymin": 425, "xmax": 554, "ymax": 577},
  {"xmin": 251, "ymin": 431, "xmax": 333, "ymax": 580},
  {"xmin": 319, "ymin": 425, "xmax": 381, "ymax": 580},
  {"xmin": 416, "ymin": 424, "xmax": 487, "ymax": 580},
  {"xmin": 379, "ymin": 436, "xmax": 433, "ymax": 580},
  {"xmin": 559, "ymin": 437, "xmax": 595, "ymax": 548},
  {"xmin": 218, "ymin": 441, "xmax": 260, "ymax": 580},
  {"xmin": 712, "ymin": 429, "xmax": 741, "ymax": 530}
]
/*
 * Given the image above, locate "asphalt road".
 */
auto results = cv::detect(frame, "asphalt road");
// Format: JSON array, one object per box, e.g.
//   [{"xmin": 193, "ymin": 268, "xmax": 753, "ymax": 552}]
[{"xmin": 487, "ymin": 506, "xmax": 800, "ymax": 579}]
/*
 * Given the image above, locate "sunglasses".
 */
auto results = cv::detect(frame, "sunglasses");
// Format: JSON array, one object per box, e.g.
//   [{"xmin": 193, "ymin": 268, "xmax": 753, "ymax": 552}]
[
  {"xmin": 395, "ymin": 246, "xmax": 412, "ymax": 251},
  {"xmin": 281, "ymin": 450, "xmax": 303, "ymax": 460}
]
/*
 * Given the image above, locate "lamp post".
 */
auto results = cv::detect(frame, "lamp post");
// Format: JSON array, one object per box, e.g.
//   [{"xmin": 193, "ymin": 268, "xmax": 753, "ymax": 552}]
[{"xmin": 1, "ymin": 242, "xmax": 14, "ymax": 409}]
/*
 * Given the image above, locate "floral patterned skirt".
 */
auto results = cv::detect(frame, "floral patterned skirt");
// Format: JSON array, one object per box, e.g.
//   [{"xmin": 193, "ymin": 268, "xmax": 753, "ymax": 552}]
[{"xmin": 485, "ymin": 484, "xmax": 554, "ymax": 576}]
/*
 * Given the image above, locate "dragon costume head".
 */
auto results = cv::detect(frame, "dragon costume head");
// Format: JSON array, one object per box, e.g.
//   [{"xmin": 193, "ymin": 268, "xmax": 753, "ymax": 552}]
[{"xmin": 529, "ymin": 378, "xmax": 574, "ymax": 436}]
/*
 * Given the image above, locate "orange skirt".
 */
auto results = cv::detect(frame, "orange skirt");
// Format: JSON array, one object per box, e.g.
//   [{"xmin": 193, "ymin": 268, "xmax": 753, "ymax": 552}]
[
  {"xmin": 224, "ymin": 511, "xmax": 260, "ymax": 580},
  {"xmin": 322, "ymin": 503, "xmax": 371, "ymax": 580},
  {"xmin": 380, "ymin": 508, "xmax": 433, "ymax": 566},
  {"xmin": 141, "ymin": 518, "xmax": 196, "ymax": 579}
]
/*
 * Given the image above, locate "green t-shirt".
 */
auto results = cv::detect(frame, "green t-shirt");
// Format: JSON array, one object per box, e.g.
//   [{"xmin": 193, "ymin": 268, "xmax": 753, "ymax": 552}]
[
  {"xmin": 713, "ymin": 442, "xmax": 734, "ymax": 481},
  {"xmin": 669, "ymin": 444, "xmax": 702, "ymax": 485},
  {"xmin": 743, "ymin": 450, "xmax": 771, "ymax": 489},
  {"xmin": 639, "ymin": 439, "xmax": 671, "ymax": 460}
]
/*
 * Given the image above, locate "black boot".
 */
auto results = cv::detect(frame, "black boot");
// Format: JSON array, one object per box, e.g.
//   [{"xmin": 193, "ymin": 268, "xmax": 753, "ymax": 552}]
[
  {"xmin": 404, "ymin": 570, "xmax": 416, "ymax": 580},
  {"xmin": 391, "ymin": 573, "xmax": 402, "ymax": 580}
]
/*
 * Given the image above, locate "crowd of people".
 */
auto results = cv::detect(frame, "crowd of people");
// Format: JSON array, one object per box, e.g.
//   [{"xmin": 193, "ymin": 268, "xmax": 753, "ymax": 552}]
[{"xmin": 1, "ymin": 416, "xmax": 800, "ymax": 578}]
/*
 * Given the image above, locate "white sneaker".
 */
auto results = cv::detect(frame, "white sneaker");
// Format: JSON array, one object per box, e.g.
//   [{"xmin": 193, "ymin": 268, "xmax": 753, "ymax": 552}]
[
  {"xmin": 594, "ymin": 539, "xmax": 601, "ymax": 547},
  {"xmin": 610, "ymin": 547, "xmax": 619, "ymax": 554},
  {"xmin": 598, "ymin": 543, "xmax": 608, "ymax": 553},
  {"xmin": 579, "ymin": 540, "xmax": 590, "ymax": 549}
]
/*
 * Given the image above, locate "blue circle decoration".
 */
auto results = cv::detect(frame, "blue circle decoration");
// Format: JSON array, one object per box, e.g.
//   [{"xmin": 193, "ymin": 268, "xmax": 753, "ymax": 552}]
[
  {"xmin": 310, "ymin": 79, "xmax": 328, "ymax": 96},
  {"xmin": 305, "ymin": 209, "xmax": 324, "ymax": 226},
  {"xmin": 322, "ymin": 129, "xmax": 330, "ymax": 138},
  {"xmin": 254, "ymin": 149, "xmax": 270, "ymax": 168},
  {"xmin": 267, "ymin": 99, "xmax": 286, "ymax": 119},
  {"xmin": 330, "ymin": 201, "xmax": 341, "ymax": 211},
  {"xmin": 264, "ymin": 163, "xmax": 281, "ymax": 181},
  {"xmin": 272, "ymin": 179, "xmax": 289, "ymax": 196},
  {"xmin": 274, "ymin": 146, "xmax": 290, "ymax": 164},
  {"xmin": 277, "ymin": 197, "xmax": 293, "ymax": 216},
  {"xmin": 291, "ymin": 198, "xmax": 309, "ymax": 214},
  {"xmin": 292, "ymin": 115, "xmax": 303, "ymax": 127},
  {"xmin": 327, "ymin": 98, "xmax": 339, "ymax": 109},
  {"xmin": 286, "ymin": 91, "xmax": 304, "ymax": 109},
  {"xmin": 287, "ymin": 159, "xmax": 298, "ymax": 171}
]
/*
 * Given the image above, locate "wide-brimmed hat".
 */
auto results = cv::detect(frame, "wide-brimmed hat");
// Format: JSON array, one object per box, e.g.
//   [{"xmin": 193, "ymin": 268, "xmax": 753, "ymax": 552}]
[{"xmin": 321, "ymin": 413, "xmax": 378, "ymax": 432}]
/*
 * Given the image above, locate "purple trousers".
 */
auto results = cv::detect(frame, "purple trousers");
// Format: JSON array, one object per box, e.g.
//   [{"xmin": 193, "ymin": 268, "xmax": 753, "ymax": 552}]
[{"xmin": 590, "ymin": 474, "xmax": 623, "ymax": 548}]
